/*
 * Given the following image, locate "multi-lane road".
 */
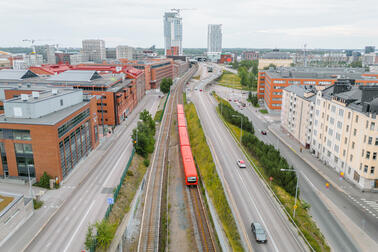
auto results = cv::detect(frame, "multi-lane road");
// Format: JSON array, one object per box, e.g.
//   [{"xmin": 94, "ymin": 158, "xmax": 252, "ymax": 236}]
[
  {"xmin": 188, "ymin": 65, "xmax": 308, "ymax": 251},
  {"xmin": 21, "ymin": 93, "xmax": 161, "ymax": 252},
  {"xmin": 194, "ymin": 63, "xmax": 378, "ymax": 251}
]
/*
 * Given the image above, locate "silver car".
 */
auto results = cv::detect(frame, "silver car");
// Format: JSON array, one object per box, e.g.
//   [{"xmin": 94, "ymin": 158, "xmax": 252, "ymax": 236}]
[{"xmin": 251, "ymin": 222, "xmax": 267, "ymax": 243}]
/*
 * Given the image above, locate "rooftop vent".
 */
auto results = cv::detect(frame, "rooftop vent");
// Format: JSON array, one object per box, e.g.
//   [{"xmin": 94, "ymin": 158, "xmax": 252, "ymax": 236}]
[
  {"xmin": 52, "ymin": 89, "xmax": 58, "ymax": 95},
  {"xmin": 21, "ymin": 94, "xmax": 29, "ymax": 101},
  {"xmin": 32, "ymin": 91, "xmax": 39, "ymax": 99}
]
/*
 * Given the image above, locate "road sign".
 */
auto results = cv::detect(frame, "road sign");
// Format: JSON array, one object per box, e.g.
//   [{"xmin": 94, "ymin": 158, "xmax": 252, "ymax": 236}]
[
  {"xmin": 293, "ymin": 205, "xmax": 297, "ymax": 209},
  {"xmin": 107, "ymin": 197, "xmax": 114, "ymax": 205}
]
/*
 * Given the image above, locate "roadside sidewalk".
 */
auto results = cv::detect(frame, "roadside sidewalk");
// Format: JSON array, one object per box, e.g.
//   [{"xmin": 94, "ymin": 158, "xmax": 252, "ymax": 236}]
[{"xmin": 268, "ymin": 123, "xmax": 378, "ymax": 217}]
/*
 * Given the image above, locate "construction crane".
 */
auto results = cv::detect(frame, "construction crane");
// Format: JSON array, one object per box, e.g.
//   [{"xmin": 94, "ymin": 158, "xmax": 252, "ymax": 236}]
[
  {"xmin": 22, "ymin": 39, "xmax": 36, "ymax": 54},
  {"xmin": 170, "ymin": 8, "xmax": 197, "ymax": 14}
]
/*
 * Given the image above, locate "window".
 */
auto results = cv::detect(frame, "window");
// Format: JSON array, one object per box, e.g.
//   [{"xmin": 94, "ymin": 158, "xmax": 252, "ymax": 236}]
[
  {"xmin": 366, "ymin": 151, "xmax": 370, "ymax": 159},
  {"xmin": 337, "ymin": 121, "xmax": 342, "ymax": 129},
  {"xmin": 327, "ymin": 150, "xmax": 331, "ymax": 157},
  {"xmin": 327, "ymin": 139, "xmax": 331, "ymax": 147},
  {"xmin": 57, "ymin": 109, "xmax": 90, "ymax": 138},
  {"xmin": 328, "ymin": 128, "xmax": 333, "ymax": 136},
  {"xmin": 362, "ymin": 149, "xmax": 364, "ymax": 157},
  {"xmin": 344, "ymin": 137, "xmax": 348, "ymax": 144},
  {"xmin": 336, "ymin": 133, "xmax": 340, "ymax": 140},
  {"xmin": 14, "ymin": 143, "xmax": 34, "ymax": 177},
  {"xmin": 355, "ymin": 115, "xmax": 358, "ymax": 123},
  {"xmin": 346, "ymin": 125, "xmax": 349, "ymax": 132},
  {"xmin": 350, "ymin": 154, "xmax": 353, "ymax": 162},
  {"xmin": 366, "ymin": 121, "xmax": 369, "ymax": 129},
  {"xmin": 348, "ymin": 112, "xmax": 351, "ymax": 119},
  {"xmin": 353, "ymin": 128, "xmax": 357, "ymax": 136},
  {"xmin": 331, "ymin": 105, "xmax": 336, "ymax": 112},
  {"xmin": 334, "ymin": 156, "xmax": 338, "ymax": 163},
  {"xmin": 13, "ymin": 130, "xmax": 31, "ymax": 140},
  {"xmin": 373, "ymin": 152, "xmax": 377, "ymax": 160},
  {"xmin": 343, "ymin": 149, "xmax": 346, "ymax": 157},
  {"xmin": 371, "ymin": 122, "xmax": 375, "ymax": 131},
  {"xmin": 60, "ymin": 99, "xmax": 63, "ymax": 106},
  {"xmin": 371, "ymin": 167, "xmax": 375, "ymax": 174},
  {"xmin": 376, "ymin": 137, "xmax": 378, "ymax": 146},
  {"xmin": 338, "ymin": 109, "xmax": 344, "ymax": 117},
  {"xmin": 364, "ymin": 135, "xmax": 367, "ymax": 143},
  {"xmin": 352, "ymin": 142, "xmax": 355, "ymax": 149},
  {"xmin": 327, "ymin": 115, "xmax": 329, "ymax": 121},
  {"xmin": 330, "ymin": 117, "xmax": 334, "ymax": 124},
  {"xmin": 364, "ymin": 165, "xmax": 368, "ymax": 173},
  {"xmin": 368, "ymin": 137, "xmax": 372, "ymax": 145},
  {"xmin": 360, "ymin": 163, "xmax": 362, "ymax": 170},
  {"xmin": 334, "ymin": 145, "xmax": 339, "ymax": 152}
]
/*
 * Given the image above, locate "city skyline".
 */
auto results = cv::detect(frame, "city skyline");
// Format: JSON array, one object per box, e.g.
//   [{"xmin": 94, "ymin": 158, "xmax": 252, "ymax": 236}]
[{"xmin": 0, "ymin": 0, "xmax": 377, "ymax": 49}]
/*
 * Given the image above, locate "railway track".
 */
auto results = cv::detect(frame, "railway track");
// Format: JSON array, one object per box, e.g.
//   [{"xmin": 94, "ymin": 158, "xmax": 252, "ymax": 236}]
[
  {"xmin": 137, "ymin": 66, "xmax": 197, "ymax": 252},
  {"xmin": 189, "ymin": 186, "xmax": 217, "ymax": 252}
]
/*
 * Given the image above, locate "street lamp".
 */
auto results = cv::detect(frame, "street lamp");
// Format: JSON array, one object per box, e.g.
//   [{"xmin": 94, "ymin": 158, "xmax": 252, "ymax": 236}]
[
  {"xmin": 232, "ymin": 115, "xmax": 243, "ymax": 143},
  {"xmin": 280, "ymin": 168, "xmax": 299, "ymax": 218},
  {"xmin": 100, "ymin": 94, "xmax": 105, "ymax": 136}
]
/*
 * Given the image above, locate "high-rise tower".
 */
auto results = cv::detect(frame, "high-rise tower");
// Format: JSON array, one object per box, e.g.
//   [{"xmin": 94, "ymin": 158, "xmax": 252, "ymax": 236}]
[{"xmin": 163, "ymin": 10, "xmax": 183, "ymax": 56}]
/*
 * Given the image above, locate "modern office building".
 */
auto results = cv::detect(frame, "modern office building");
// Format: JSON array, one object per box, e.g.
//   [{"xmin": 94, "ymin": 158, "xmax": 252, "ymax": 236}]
[
  {"xmin": 163, "ymin": 11, "xmax": 183, "ymax": 56},
  {"xmin": 207, "ymin": 24, "xmax": 222, "ymax": 62},
  {"xmin": 365, "ymin": 46, "xmax": 375, "ymax": 54},
  {"xmin": 311, "ymin": 83, "xmax": 378, "ymax": 190},
  {"xmin": 35, "ymin": 45, "xmax": 56, "ymax": 64},
  {"xmin": 241, "ymin": 51, "xmax": 259, "ymax": 61},
  {"xmin": 0, "ymin": 88, "xmax": 99, "ymax": 182},
  {"xmin": 257, "ymin": 67, "xmax": 378, "ymax": 111},
  {"xmin": 116, "ymin": 46, "xmax": 134, "ymax": 60},
  {"xmin": 82, "ymin": 39, "xmax": 106, "ymax": 62}
]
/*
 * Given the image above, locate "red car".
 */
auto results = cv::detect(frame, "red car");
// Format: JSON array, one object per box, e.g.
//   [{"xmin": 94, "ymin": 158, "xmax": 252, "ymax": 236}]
[
  {"xmin": 200, "ymin": 89, "xmax": 203, "ymax": 92},
  {"xmin": 261, "ymin": 130, "xmax": 267, "ymax": 135}
]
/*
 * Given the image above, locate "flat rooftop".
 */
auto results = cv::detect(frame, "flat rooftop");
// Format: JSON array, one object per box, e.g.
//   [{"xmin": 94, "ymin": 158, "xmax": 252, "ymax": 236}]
[{"xmin": 0, "ymin": 100, "xmax": 90, "ymax": 125}]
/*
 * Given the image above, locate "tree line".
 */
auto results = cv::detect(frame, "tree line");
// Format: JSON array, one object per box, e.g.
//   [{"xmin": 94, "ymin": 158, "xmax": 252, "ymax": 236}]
[
  {"xmin": 132, "ymin": 110, "xmax": 156, "ymax": 158},
  {"xmin": 219, "ymin": 100, "xmax": 298, "ymax": 196}
]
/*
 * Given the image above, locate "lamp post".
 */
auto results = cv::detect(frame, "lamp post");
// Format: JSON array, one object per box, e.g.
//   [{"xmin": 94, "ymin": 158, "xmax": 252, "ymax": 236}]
[
  {"xmin": 280, "ymin": 168, "xmax": 299, "ymax": 218},
  {"xmin": 232, "ymin": 115, "xmax": 243, "ymax": 143},
  {"xmin": 27, "ymin": 165, "xmax": 33, "ymax": 199}
]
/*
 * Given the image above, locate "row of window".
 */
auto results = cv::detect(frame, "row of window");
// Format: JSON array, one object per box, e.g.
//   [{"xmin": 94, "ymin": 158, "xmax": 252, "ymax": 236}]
[
  {"xmin": 0, "ymin": 129, "xmax": 31, "ymax": 141},
  {"xmin": 58, "ymin": 109, "xmax": 90, "ymax": 138}
]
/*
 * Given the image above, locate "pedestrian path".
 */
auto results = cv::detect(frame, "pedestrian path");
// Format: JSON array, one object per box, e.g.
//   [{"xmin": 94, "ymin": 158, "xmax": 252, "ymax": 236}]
[{"xmin": 268, "ymin": 123, "xmax": 378, "ymax": 220}]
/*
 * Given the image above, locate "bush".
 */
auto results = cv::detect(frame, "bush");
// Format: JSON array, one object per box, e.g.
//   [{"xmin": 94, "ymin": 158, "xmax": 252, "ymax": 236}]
[
  {"xmin": 218, "ymin": 103, "xmax": 254, "ymax": 134},
  {"xmin": 85, "ymin": 225, "xmax": 96, "ymax": 250},
  {"xmin": 34, "ymin": 172, "xmax": 51, "ymax": 189},
  {"xmin": 143, "ymin": 159, "xmax": 150, "ymax": 167},
  {"xmin": 160, "ymin": 77, "xmax": 173, "ymax": 94},
  {"xmin": 126, "ymin": 170, "xmax": 134, "ymax": 176},
  {"xmin": 33, "ymin": 199, "xmax": 43, "ymax": 209},
  {"xmin": 95, "ymin": 219, "xmax": 117, "ymax": 249},
  {"xmin": 132, "ymin": 110, "xmax": 156, "ymax": 157}
]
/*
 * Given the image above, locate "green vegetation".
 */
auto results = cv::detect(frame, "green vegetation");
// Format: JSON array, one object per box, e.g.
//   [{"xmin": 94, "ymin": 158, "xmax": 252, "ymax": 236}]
[
  {"xmin": 0, "ymin": 195, "xmax": 14, "ymax": 211},
  {"xmin": 263, "ymin": 63, "xmax": 277, "ymax": 70},
  {"xmin": 34, "ymin": 172, "xmax": 51, "ymax": 189},
  {"xmin": 259, "ymin": 109, "xmax": 268, "ymax": 114},
  {"xmin": 349, "ymin": 61, "xmax": 362, "ymax": 68},
  {"xmin": 218, "ymin": 103, "xmax": 254, "ymax": 134},
  {"xmin": 184, "ymin": 102, "xmax": 243, "ymax": 251},
  {"xmin": 160, "ymin": 78, "xmax": 173, "ymax": 94},
  {"xmin": 192, "ymin": 75, "xmax": 200, "ymax": 80},
  {"xmin": 247, "ymin": 92, "xmax": 259, "ymax": 107},
  {"xmin": 132, "ymin": 110, "xmax": 156, "ymax": 158},
  {"xmin": 154, "ymin": 109, "xmax": 163, "ymax": 122},
  {"xmin": 33, "ymin": 199, "xmax": 43, "ymax": 209},
  {"xmin": 216, "ymin": 94, "xmax": 329, "ymax": 251}
]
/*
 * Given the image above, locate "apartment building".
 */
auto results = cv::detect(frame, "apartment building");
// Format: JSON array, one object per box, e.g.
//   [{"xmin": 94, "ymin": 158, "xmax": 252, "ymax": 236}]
[
  {"xmin": 281, "ymin": 85, "xmax": 317, "ymax": 148},
  {"xmin": 258, "ymin": 67, "xmax": 378, "ymax": 112},
  {"xmin": 116, "ymin": 46, "xmax": 134, "ymax": 60},
  {"xmin": 311, "ymin": 82, "xmax": 378, "ymax": 190},
  {"xmin": 82, "ymin": 39, "xmax": 106, "ymax": 62},
  {"xmin": 258, "ymin": 51, "xmax": 293, "ymax": 70}
]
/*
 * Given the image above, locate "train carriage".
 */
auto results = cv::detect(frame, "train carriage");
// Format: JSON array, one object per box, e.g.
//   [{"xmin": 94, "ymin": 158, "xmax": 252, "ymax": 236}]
[{"xmin": 180, "ymin": 145, "xmax": 198, "ymax": 186}]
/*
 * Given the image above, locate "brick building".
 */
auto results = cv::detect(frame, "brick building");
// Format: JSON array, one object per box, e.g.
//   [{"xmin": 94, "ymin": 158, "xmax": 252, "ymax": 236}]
[
  {"xmin": 241, "ymin": 51, "xmax": 259, "ymax": 61},
  {"xmin": 0, "ymin": 89, "xmax": 99, "ymax": 182},
  {"xmin": 257, "ymin": 67, "xmax": 378, "ymax": 111},
  {"xmin": 219, "ymin": 53, "xmax": 233, "ymax": 64}
]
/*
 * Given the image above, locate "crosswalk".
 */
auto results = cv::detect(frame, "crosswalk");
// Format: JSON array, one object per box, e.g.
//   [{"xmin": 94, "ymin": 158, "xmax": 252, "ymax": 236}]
[{"xmin": 347, "ymin": 194, "xmax": 378, "ymax": 218}]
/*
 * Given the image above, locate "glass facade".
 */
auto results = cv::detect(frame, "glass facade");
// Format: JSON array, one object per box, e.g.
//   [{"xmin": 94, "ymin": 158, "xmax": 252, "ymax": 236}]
[
  {"xmin": 59, "ymin": 121, "xmax": 92, "ymax": 178},
  {"xmin": 58, "ymin": 109, "xmax": 90, "ymax": 138},
  {"xmin": 0, "ymin": 142, "xmax": 8, "ymax": 177},
  {"xmin": 0, "ymin": 129, "xmax": 31, "ymax": 140},
  {"xmin": 14, "ymin": 143, "xmax": 35, "ymax": 177}
]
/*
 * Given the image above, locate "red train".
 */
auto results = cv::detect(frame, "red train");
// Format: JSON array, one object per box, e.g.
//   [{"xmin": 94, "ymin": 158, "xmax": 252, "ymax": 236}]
[{"xmin": 177, "ymin": 104, "xmax": 198, "ymax": 186}]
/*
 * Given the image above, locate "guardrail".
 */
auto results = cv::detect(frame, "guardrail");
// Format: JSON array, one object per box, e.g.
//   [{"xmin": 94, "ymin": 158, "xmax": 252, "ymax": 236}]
[{"xmin": 160, "ymin": 91, "xmax": 170, "ymax": 122}]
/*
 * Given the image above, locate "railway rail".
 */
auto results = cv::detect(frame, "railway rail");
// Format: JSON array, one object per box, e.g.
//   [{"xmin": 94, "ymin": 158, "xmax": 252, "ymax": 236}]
[{"xmin": 137, "ymin": 66, "xmax": 197, "ymax": 252}]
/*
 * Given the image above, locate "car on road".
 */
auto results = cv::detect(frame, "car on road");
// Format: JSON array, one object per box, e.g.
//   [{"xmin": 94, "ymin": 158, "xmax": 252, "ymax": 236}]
[
  {"xmin": 200, "ymin": 89, "xmax": 203, "ymax": 92},
  {"xmin": 251, "ymin": 222, "xmax": 267, "ymax": 243},
  {"xmin": 261, "ymin": 130, "xmax": 267, "ymax": 135},
  {"xmin": 237, "ymin": 159, "xmax": 246, "ymax": 168},
  {"xmin": 194, "ymin": 87, "xmax": 198, "ymax": 91}
]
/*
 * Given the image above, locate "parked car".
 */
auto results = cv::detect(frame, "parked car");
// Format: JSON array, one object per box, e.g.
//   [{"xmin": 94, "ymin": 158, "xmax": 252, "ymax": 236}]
[
  {"xmin": 200, "ymin": 89, "xmax": 203, "ymax": 92},
  {"xmin": 237, "ymin": 159, "xmax": 246, "ymax": 168},
  {"xmin": 251, "ymin": 222, "xmax": 267, "ymax": 243},
  {"xmin": 261, "ymin": 130, "xmax": 267, "ymax": 135}
]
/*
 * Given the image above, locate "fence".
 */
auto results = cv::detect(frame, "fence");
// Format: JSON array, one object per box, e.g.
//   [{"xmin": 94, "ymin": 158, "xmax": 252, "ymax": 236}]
[{"xmin": 159, "ymin": 91, "xmax": 170, "ymax": 122}]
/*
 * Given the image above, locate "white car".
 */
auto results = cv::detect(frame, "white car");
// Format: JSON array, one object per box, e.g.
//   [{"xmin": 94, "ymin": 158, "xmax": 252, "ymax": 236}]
[
  {"xmin": 194, "ymin": 87, "xmax": 199, "ymax": 91},
  {"xmin": 237, "ymin": 159, "xmax": 246, "ymax": 168}
]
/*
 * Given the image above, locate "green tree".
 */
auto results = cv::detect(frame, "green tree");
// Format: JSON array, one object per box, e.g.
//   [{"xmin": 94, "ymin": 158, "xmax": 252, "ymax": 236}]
[
  {"xmin": 36, "ymin": 172, "xmax": 51, "ymax": 189},
  {"xmin": 248, "ymin": 92, "xmax": 259, "ymax": 107},
  {"xmin": 238, "ymin": 67, "xmax": 248, "ymax": 86},
  {"xmin": 263, "ymin": 63, "xmax": 277, "ymax": 70},
  {"xmin": 95, "ymin": 220, "xmax": 117, "ymax": 249},
  {"xmin": 350, "ymin": 61, "xmax": 362, "ymax": 68},
  {"xmin": 160, "ymin": 78, "xmax": 173, "ymax": 94},
  {"xmin": 85, "ymin": 225, "xmax": 96, "ymax": 250}
]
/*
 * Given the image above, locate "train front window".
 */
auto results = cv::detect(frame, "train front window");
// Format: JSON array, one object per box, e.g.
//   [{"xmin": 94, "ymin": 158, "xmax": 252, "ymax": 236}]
[{"xmin": 187, "ymin": 177, "xmax": 197, "ymax": 183}]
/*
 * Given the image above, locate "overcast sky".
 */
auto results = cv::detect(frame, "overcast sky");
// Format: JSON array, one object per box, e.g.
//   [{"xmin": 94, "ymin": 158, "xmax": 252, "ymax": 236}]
[{"xmin": 1, "ymin": 0, "xmax": 377, "ymax": 49}]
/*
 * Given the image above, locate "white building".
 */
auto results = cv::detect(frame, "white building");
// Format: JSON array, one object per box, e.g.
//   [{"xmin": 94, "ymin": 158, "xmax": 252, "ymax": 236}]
[
  {"xmin": 82, "ymin": 39, "xmax": 106, "ymax": 62},
  {"xmin": 23, "ymin": 54, "xmax": 43, "ymax": 67},
  {"xmin": 163, "ymin": 11, "xmax": 183, "ymax": 56},
  {"xmin": 116, "ymin": 46, "xmax": 134, "ymax": 60},
  {"xmin": 207, "ymin": 24, "xmax": 222, "ymax": 62}
]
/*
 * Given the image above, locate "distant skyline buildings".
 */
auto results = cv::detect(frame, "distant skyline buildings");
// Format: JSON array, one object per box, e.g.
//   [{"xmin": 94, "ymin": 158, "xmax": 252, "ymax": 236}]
[
  {"xmin": 207, "ymin": 24, "xmax": 222, "ymax": 53},
  {"xmin": 163, "ymin": 10, "xmax": 183, "ymax": 56},
  {"xmin": 82, "ymin": 39, "xmax": 106, "ymax": 62}
]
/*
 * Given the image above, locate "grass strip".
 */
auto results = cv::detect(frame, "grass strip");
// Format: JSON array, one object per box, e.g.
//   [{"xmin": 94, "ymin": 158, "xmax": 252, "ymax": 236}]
[
  {"xmin": 154, "ymin": 109, "xmax": 163, "ymax": 122},
  {"xmin": 184, "ymin": 102, "xmax": 244, "ymax": 252}
]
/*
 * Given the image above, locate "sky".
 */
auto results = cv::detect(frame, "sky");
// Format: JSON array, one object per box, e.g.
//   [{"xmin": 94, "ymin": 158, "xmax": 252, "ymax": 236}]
[{"xmin": 0, "ymin": 0, "xmax": 377, "ymax": 49}]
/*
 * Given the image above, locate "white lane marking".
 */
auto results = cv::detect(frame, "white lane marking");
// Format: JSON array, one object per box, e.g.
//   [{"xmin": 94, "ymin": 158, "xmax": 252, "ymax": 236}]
[
  {"xmin": 199, "ymin": 93, "xmax": 281, "ymax": 251},
  {"xmin": 63, "ymin": 200, "xmax": 96, "ymax": 252},
  {"xmin": 102, "ymin": 142, "xmax": 131, "ymax": 186}
]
